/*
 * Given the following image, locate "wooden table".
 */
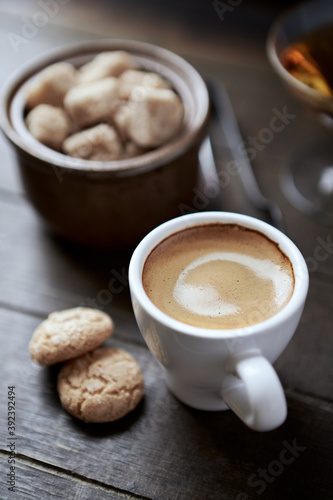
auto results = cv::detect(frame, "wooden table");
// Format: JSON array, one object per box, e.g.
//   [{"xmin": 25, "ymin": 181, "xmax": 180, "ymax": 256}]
[{"xmin": 1, "ymin": 2, "xmax": 332, "ymax": 499}]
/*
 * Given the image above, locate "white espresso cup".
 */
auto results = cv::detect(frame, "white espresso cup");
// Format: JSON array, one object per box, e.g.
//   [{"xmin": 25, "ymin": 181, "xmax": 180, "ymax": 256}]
[{"xmin": 129, "ymin": 212, "xmax": 309, "ymax": 431}]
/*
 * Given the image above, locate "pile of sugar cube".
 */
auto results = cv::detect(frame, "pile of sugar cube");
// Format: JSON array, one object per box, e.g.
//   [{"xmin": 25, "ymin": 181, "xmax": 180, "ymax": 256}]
[{"xmin": 25, "ymin": 50, "xmax": 184, "ymax": 161}]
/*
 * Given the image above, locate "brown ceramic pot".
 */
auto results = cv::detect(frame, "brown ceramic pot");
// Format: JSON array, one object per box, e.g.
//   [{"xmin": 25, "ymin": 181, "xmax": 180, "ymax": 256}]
[{"xmin": 0, "ymin": 39, "xmax": 210, "ymax": 248}]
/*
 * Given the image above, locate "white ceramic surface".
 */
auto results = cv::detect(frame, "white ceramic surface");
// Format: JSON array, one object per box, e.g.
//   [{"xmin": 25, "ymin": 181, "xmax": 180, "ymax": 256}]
[{"xmin": 129, "ymin": 212, "xmax": 309, "ymax": 431}]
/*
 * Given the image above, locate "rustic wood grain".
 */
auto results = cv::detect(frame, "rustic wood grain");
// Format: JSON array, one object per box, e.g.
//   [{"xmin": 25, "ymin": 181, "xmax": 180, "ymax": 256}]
[
  {"xmin": 275, "ymin": 277, "xmax": 333, "ymax": 401},
  {"xmin": 0, "ymin": 196, "xmax": 143, "ymax": 345},
  {"xmin": 0, "ymin": 307, "xmax": 333, "ymax": 500},
  {"xmin": 0, "ymin": 194, "xmax": 332, "ymax": 401},
  {"xmin": 1, "ymin": 2, "xmax": 333, "ymax": 499},
  {"xmin": 0, "ymin": 454, "xmax": 147, "ymax": 500}
]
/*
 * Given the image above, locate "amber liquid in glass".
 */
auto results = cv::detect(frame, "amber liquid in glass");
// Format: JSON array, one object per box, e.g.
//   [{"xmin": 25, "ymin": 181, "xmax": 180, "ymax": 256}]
[{"xmin": 281, "ymin": 24, "xmax": 333, "ymax": 97}]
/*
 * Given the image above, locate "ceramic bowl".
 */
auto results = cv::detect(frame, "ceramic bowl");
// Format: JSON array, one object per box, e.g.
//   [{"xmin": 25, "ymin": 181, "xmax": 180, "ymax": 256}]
[
  {"xmin": 0, "ymin": 39, "xmax": 210, "ymax": 248},
  {"xmin": 267, "ymin": 0, "xmax": 333, "ymax": 117}
]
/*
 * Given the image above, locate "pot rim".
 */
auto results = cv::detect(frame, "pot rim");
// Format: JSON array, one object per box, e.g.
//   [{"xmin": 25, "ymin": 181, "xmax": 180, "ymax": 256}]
[{"xmin": 0, "ymin": 38, "xmax": 210, "ymax": 178}]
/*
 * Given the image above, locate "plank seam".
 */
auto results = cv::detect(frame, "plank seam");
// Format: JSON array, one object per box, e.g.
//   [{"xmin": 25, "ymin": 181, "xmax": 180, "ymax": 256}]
[
  {"xmin": 285, "ymin": 387, "xmax": 333, "ymax": 413},
  {"xmin": 0, "ymin": 302, "xmax": 146, "ymax": 348},
  {"xmin": 0, "ymin": 450, "xmax": 152, "ymax": 500}
]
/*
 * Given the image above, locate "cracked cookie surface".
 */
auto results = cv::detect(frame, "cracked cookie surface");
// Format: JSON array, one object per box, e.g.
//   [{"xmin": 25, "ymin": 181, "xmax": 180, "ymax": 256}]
[
  {"xmin": 57, "ymin": 347, "xmax": 144, "ymax": 423},
  {"xmin": 29, "ymin": 307, "xmax": 114, "ymax": 366}
]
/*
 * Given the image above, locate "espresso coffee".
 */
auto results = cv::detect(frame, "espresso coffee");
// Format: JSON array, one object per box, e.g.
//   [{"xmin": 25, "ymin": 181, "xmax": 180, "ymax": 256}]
[{"xmin": 142, "ymin": 224, "xmax": 295, "ymax": 329}]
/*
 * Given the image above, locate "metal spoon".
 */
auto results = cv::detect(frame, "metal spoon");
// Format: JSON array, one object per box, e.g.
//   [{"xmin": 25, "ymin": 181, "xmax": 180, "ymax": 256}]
[{"xmin": 205, "ymin": 77, "xmax": 286, "ymax": 233}]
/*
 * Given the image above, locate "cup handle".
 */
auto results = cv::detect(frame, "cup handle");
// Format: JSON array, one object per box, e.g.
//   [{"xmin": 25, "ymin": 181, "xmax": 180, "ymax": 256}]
[{"xmin": 221, "ymin": 353, "xmax": 287, "ymax": 431}]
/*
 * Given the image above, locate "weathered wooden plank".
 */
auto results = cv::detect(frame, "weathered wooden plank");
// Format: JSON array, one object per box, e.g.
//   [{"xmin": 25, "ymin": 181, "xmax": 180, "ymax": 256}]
[
  {"xmin": 0, "ymin": 192, "xmax": 333, "ymax": 402},
  {"xmin": 275, "ymin": 277, "xmax": 333, "ymax": 401},
  {"xmin": 0, "ymin": 306, "xmax": 333, "ymax": 500},
  {"xmin": 0, "ymin": 195, "xmax": 144, "ymax": 346},
  {"xmin": 0, "ymin": 3, "xmax": 331, "ymax": 500},
  {"xmin": 0, "ymin": 454, "xmax": 147, "ymax": 500}
]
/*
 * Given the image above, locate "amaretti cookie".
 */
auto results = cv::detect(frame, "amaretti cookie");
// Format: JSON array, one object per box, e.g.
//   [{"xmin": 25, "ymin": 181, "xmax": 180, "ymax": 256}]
[
  {"xmin": 57, "ymin": 347, "xmax": 144, "ymax": 423},
  {"xmin": 29, "ymin": 307, "xmax": 114, "ymax": 366}
]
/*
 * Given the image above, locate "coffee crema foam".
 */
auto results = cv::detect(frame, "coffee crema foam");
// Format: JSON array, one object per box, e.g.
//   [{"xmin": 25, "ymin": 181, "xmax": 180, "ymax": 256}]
[{"xmin": 142, "ymin": 224, "xmax": 295, "ymax": 329}]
